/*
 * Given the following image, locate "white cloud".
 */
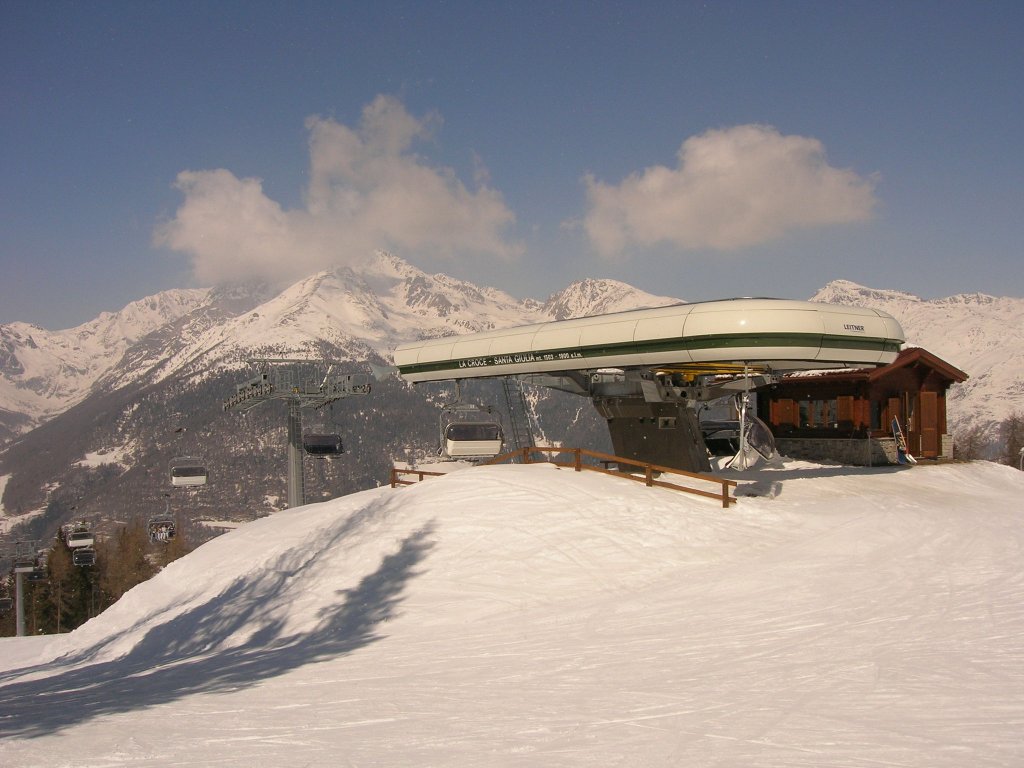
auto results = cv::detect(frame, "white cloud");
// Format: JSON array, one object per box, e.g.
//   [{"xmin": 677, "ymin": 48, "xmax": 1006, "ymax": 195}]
[
  {"xmin": 582, "ymin": 124, "xmax": 878, "ymax": 255},
  {"xmin": 155, "ymin": 95, "xmax": 521, "ymax": 287}
]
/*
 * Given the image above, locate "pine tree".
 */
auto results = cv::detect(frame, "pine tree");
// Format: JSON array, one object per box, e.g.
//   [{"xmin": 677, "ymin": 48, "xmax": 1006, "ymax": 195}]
[{"xmin": 0, "ymin": 572, "xmax": 15, "ymax": 637}]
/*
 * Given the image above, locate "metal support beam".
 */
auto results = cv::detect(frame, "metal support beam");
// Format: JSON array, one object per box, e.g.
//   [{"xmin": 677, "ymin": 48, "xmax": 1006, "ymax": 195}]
[
  {"xmin": 502, "ymin": 377, "xmax": 534, "ymax": 455},
  {"xmin": 15, "ymin": 570, "xmax": 25, "ymax": 637},
  {"xmin": 287, "ymin": 399, "xmax": 305, "ymax": 509},
  {"xmin": 593, "ymin": 396, "xmax": 711, "ymax": 474}
]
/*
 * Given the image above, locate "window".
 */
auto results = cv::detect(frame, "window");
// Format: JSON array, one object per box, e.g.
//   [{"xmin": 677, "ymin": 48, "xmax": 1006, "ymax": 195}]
[{"xmin": 797, "ymin": 399, "xmax": 838, "ymax": 428}]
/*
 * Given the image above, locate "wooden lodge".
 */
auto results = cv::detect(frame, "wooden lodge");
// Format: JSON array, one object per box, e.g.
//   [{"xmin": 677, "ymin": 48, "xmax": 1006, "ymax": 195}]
[{"xmin": 755, "ymin": 347, "xmax": 968, "ymax": 465}]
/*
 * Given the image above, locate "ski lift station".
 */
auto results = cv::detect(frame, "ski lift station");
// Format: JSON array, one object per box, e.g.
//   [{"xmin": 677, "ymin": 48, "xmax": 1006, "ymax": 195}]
[{"xmin": 394, "ymin": 298, "xmax": 905, "ymax": 473}]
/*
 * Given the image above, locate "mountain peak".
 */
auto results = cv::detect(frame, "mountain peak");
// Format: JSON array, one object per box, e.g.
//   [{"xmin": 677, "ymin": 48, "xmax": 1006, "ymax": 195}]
[
  {"xmin": 543, "ymin": 278, "xmax": 680, "ymax": 320},
  {"xmin": 812, "ymin": 280, "xmax": 921, "ymax": 305}
]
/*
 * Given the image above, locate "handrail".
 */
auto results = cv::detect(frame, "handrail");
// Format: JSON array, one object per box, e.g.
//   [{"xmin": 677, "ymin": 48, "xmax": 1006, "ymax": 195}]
[
  {"xmin": 390, "ymin": 447, "xmax": 738, "ymax": 507},
  {"xmin": 390, "ymin": 468, "xmax": 448, "ymax": 487}
]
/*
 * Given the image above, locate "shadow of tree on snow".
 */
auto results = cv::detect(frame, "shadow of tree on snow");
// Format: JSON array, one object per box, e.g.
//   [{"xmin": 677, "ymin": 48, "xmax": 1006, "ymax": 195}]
[{"xmin": 0, "ymin": 516, "xmax": 435, "ymax": 739}]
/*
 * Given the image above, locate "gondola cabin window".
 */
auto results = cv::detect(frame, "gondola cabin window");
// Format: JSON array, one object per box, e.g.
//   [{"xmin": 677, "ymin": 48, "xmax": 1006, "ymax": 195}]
[{"xmin": 303, "ymin": 434, "xmax": 344, "ymax": 457}]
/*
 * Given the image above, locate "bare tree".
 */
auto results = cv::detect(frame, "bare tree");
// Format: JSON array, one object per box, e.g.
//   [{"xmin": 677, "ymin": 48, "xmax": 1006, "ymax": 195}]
[
  {"xmin": 46, "ymin": 542, "xmax": 73, "ymax": 633},
  {"xmin": 1000, "ymin": 412, "xmax": 1024, "ymax": 468},
  {"xmin": 954, "ymin": 421, "xmax": 991, "ymax": 461},
  {"xmin": 99, "ymin": 520, "xmax": 156, "ymax": 604}
]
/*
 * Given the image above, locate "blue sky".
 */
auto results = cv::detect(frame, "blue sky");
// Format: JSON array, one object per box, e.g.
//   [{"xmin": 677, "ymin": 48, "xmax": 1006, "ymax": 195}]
[{"xmin": 2, "ymin": 1, "xmax": 1022, "ymax": 329}]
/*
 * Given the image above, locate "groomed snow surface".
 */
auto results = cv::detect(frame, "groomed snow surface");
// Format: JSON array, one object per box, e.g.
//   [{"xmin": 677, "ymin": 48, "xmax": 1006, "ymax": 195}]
[{"xmin": 2, "ymin": 459, "xmax": 1023, "ymax": 767}]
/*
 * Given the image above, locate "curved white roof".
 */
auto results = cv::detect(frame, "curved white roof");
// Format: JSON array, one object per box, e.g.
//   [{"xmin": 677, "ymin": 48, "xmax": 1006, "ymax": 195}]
[{"xmin": 394, "ymin": 298, "xmax": 905, "ymax": 383}]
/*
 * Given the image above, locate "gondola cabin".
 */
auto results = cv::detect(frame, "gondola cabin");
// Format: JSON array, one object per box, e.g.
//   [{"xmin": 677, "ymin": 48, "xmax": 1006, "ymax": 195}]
[
  {"xmin": 72, "ymin": 548, "xmax": 96, "ymax": 567},
  {"xmin": 442, "ymin": 421, "xmax": 504, "ymax": 459},
  {"xmin": 170, "ymin": 458, "xmax": 208, "ymax": 487},
  {"xmin": 66, "ymin": 529, "xmax": 94, "ymax": 548},
  {"xmin": 700, "ymin": 420, "xmax": 741, "ymax": 456},
  {"xmin": 303, "ymin": 433, "xmax": 344, "ymax": 457}
]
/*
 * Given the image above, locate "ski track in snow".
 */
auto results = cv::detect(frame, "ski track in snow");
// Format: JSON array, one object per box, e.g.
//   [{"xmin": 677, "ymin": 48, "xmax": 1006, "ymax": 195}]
[{"xmin": 1, "ymin": 460, "xmax": 1023, "ymax": 766}]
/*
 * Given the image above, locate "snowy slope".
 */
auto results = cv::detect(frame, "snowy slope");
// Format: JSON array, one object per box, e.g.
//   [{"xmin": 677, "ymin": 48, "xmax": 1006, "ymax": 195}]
[
  {"xmin": 813, "ymin": 280, "xmax": 1024, "ymax": 430},
  {"xmin": 2, "ymin": 459, "xmax": 1023, "ymax": 766}
]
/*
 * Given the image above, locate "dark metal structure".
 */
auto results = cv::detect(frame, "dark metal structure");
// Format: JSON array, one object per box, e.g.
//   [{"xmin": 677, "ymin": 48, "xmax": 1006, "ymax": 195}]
[{"xmin": 223, "ymin": 359, "xmax": 371, "ymax": 508}]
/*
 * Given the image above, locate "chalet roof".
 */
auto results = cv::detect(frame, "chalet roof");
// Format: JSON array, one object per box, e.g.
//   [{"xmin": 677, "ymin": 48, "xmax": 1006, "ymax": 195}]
[{"xmin": 782, "ymin": 347, "xmax": 968, "ymax": 385}]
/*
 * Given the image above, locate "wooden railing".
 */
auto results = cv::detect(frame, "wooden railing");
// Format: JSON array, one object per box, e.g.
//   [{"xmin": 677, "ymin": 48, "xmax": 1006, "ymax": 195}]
[
  {"xmin": 390, "ymin": 447, "xmax": 738, "ymax": 508},
  {"xmin": 389, "ymin": 467, "xmax": 449, "ymax": 487}
]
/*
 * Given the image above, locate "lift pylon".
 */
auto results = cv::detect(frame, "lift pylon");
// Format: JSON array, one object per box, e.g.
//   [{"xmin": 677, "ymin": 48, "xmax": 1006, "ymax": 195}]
[
  {"xmin": 1, "ymin": 540, "xmax": 41, "ymax": 637},
  {"xmin": 223, "ymin": 359, "xmax": 371, "ymax": 508}
]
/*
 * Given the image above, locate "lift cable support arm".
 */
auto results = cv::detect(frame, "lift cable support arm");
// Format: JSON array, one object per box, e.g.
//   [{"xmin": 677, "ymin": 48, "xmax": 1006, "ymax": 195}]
[{"xmin": 221, "ymin": 359, "xmax": 371, "ymax": 509}]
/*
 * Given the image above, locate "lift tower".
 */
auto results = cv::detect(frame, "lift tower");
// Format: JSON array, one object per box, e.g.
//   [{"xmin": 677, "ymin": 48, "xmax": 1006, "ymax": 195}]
[
  {"xmin": 223, "ymin": 359, "xmax": 371, "ymax": 508},
  {"xmin": 1, "ymin": 540, "xmax": 42, "ymax": 637}
]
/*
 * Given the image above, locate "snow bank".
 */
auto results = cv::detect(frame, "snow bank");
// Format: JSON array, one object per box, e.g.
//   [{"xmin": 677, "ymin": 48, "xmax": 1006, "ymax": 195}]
[{"xmin": 1, "ymin": 460, "xmax": 1023, "ymax": 767}]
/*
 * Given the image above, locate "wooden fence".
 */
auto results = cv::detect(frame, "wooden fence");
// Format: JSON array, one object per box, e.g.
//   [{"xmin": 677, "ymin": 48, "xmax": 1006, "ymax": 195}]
[
  {"xmin": 389, "ymin": 467, "xmax": 449, "ymax": 487},
  {"xmin": 390, "ymin": 446, "xmax": 737, "ymax": 508}
]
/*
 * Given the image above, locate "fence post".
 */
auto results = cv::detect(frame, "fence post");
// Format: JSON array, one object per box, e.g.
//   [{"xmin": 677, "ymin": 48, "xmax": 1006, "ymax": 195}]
[
  {"xmin": 390, "ymin": 468, "xmax": 397, "ymax": 488},
  {"xmin": 575, "ymin": 449, "xmax": 582, "ymax": 472},
  {"xmin": 645, "ymin": 466, "xmax": 653, "ymax": 487},
  {"xmin": 721, "ymin": 481, "xmax": 729, "ymax": 507}
]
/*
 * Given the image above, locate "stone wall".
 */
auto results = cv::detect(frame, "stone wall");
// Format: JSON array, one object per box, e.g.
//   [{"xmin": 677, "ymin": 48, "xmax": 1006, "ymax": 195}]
[
  {"xmin": 775, "ymin": 434, "xmax": 954, "ymax": 465},
  {"xmin": 775, "ymin": 437, "xmax": 898, "ymax": 466},
  {"xmin": 942, "ymin": 433, "xmax": 955, "ymax": 459}
]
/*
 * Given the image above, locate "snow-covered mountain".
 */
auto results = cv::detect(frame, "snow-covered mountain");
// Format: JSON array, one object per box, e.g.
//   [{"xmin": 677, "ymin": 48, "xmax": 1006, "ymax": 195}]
[
  {"xmin": 0, "ymin": 252, "xmax": 678, "ymax": 440},
  {"xmin": 3, "ymin": 258, "xmax": 1022, "ymax": 446},
  {"xmin": 139, "ymin": 252, "xmax": 679, "ymax": 386},
  {"xmin": 0, "ymin": 290, "xmax": 210, "ymax": 432},
  {"xmin": 813, "ymin": 279, "xmax": 1024, "ymax": 432},
  {"xmin": 541, "ymin": 277, "xmax": 677, "ymax": 319}
]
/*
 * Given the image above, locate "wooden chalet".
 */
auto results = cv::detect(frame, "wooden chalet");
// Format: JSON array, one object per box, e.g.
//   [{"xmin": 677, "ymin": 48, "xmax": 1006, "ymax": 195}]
[{"xmin": 755, "ymin": 347, "xmax": 968, "ymax": 465}]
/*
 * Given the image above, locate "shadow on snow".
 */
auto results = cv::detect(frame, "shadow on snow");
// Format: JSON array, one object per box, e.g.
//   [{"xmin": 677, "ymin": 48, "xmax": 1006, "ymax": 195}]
[
  {"xmin": 0, "ymin": 514, "xmax": 436, "ymax": 739},
  {"xmin": 733, "ymin": 463, "xmax": 911, "ymax": 499}
]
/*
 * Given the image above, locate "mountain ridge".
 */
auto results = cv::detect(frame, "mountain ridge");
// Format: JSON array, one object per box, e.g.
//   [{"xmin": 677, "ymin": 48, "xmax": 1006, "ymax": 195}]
[
  {"xmin": 1, "ymin": 257, "xmax": 1021, "ymax": 446},
  {"xmin": 0, "ymin": 252, "xmax": 677, "ymax": 438}
]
